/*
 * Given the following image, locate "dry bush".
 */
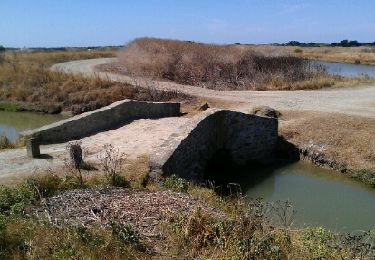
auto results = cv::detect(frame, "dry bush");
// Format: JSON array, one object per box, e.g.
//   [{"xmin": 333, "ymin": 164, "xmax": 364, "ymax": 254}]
[
  {"xmin": 118, "ymin": 38, "xmax": 328, "ymax": 90},
  {"xmin": 0, "ymin": 50, "xmax": 193, "ymax": 115},
  {"xmin": 0, "ymin": 135, "xmax": 14, "ymax": 150}
]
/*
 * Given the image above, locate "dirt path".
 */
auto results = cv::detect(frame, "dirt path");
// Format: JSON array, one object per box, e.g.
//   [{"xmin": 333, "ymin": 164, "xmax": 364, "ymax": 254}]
[{"xmin": 52, "ymin": 58, "xmax": 375, "ymax": 118}]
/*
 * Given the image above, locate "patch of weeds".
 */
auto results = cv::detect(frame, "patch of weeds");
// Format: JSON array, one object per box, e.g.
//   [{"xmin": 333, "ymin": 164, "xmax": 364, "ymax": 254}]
[
  {"xmin": 0, "ymin": 135, "xmax": 14, "ymax": 150},
  {"xmin": 302, "ymin": 227, "xmax": 335, "ymax": 259},
  {"xmin": 163, "ymin": 175, "xmax": 189, "ymax": 193},
  {"xmin": 0, "ymin": 102, "xmax": 22, "ymax": 112},
  {"xmin": 76, "ymin": 226, "xmax": 105, "ymax": 249},
  {"xmin": 0, "ymin": 182, "xmax": 38, "ymax": 215},
  {"xmin": 100, "ymin": 144, "xmax": 129, "ymax": 187},
  {"xmin": 351, "ymin": 169, "xmax": 375, "ymax": 187},
  {"xmin": 337, "ymin": 231, "xmax": 375, "ymax": 259},
  {"xmin": 109, "ymin": 222, "xmax": 147, "ymax": 252}
]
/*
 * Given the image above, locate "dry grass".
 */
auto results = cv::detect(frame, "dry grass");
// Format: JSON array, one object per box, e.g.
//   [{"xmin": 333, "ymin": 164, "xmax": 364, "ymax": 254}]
[
  {"xmin": 279, "ymin": 111, "xmax": 375, "ymax": 178},
  {"xmin": 300, "ymin": 46, "xmax": 375, "ymax": 65},
  {"xmin": 118, "ymin": 38, "xmax": 332, "ymax": 91},
  {"xmin": 247, "ymin": 45, "xmax": 375, "ymax": 66},
  {"xmin": 0, "ymin": 49, "xmax": 193, "ymax": 115}
]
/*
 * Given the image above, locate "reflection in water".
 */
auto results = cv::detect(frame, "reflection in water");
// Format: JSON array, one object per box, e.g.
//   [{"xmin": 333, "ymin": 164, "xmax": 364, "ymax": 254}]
[
  {"xmin": 0, "ymin": 111, "xmax": 67, "ymax": 141},
  {"xmin": 206, "ymin": 159, "xmax": 375, "ymax": 232},
  {"xmin": 315, "ymin": 60, "xmax": 375, "ymax": 78}
]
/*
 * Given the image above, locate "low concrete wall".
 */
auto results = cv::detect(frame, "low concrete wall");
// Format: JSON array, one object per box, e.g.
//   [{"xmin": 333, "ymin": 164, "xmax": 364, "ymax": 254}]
[
  {"xmin": 149, "ymin": 109, "xmax": 278, "ymax": 181},
  {"xmin": 21, "ymin": 100, "xmax": 180, "ymax": 144}
]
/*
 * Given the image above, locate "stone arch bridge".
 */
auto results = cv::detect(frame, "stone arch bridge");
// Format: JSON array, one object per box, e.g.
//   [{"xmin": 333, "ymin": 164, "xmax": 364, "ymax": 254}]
[{"xmin": 149, "ymin": 109, "xmax": 278, "ymax": 181}]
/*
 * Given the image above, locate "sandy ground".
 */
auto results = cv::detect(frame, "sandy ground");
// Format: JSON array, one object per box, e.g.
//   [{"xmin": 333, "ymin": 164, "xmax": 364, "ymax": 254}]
[{"xmin": 0, "ymin": 117, "xmax": 188, "ymax": 181}]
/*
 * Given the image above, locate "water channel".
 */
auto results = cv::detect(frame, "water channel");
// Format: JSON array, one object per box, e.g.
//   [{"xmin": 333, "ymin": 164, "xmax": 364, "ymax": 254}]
[
  {"xmin": 315, "ymin": 60, "xmax": 375, "ymax": 78},
  {"xmin": 0, "ymin": 111, "xmax": 67, "ymax": 142}
]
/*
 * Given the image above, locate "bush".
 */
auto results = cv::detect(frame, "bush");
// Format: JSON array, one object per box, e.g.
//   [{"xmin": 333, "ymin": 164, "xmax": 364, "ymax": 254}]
[
  {"xmin": 302, "ymin": 227, "xmax": 335, "ymax": 258},
  {"xmin": 0, "ymin": 135, "xmax": 14, "ymax": 150},
  {"xmin": 119, "ymin": 38, "xmax": 327, "ymax": 90},
  {"xmin": 0, "ymin": 182, "xmax": 37, "ymax": 215},
  {"xmin": 163, "ymin": 175, "xmax": 189, "ymax": 193}
]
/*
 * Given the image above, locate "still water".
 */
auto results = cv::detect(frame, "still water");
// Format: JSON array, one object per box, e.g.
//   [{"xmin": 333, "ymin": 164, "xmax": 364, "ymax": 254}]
[
  {"xmin": 0, "ymin": 111, "xmax": 67, "ymax": 142},
  {"xmin": 241, "ymin": 161, "xmax": 375, "ymax": 233},
  {"xmin": 316, "ymin": 60, "xmax": 375, "ymax": 78}
]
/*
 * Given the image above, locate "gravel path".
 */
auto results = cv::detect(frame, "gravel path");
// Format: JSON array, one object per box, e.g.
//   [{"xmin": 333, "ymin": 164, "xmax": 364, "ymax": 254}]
[{"xmin": 52, "ymin": 58, "xmax": 375, "ymax": 118}]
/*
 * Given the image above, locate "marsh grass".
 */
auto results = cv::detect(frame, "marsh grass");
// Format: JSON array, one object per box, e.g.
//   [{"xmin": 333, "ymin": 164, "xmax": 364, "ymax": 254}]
[
  {"xmin": 0, "ymin": 49, "xmax": 192, "ymax": 115},
  {"xmin": 118, "ymin": 38, "xmax": 337, "ymax": 91}
]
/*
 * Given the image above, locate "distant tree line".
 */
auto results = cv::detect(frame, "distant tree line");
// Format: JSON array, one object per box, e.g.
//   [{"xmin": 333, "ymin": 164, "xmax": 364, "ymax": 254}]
[
  {"xmin": 283, "ymin": 40, "xmax": 375, "ymax": 47},
  {"xmin": 0, "ymin": 45, "xmax": 5, "ymax": 64}
]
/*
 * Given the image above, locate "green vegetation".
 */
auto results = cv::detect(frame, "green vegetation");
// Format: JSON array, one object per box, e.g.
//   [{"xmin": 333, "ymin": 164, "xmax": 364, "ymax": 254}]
[
  {"xmin": 0, "ymin": 172, "xmax": 373, "ymax": 259},
  {"xmin": 0, "ymin": 102, "xmax": 22, "ymax": 112}
]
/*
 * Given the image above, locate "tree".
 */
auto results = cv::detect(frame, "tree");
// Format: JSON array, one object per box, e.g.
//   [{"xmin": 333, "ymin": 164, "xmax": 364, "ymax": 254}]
[{"xmin": 0, "ymin": 46, "xmax": 5, "ymax": 64}]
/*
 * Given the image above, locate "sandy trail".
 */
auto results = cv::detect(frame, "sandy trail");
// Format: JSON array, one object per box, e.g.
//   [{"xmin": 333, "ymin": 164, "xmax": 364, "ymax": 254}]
[{"xmin": 52, "ymin": 58, "xmax": 375, "ymax": 118}]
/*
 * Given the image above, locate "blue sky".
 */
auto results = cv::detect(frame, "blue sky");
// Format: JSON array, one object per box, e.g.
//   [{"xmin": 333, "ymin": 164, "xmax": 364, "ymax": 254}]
[{"xmin": 1, "ymin": 0, "xmax": 374, "ymax": 47}]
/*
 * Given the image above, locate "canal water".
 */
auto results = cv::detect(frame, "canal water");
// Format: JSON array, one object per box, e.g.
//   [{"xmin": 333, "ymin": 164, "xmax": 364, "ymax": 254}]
[
  {"xmin": 0, "ymin": 111, "xmax": 67, "ymax": 142},
  {"xmin": 316, "ymin": 60, "xmax": 375, "ymax": 78},
  {"xmin": 233, "ymin": 161, "xmax": 375, "ymax": 233}
]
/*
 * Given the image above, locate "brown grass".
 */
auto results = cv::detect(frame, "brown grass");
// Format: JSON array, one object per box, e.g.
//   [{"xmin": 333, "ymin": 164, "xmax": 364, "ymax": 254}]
[
  {"xmin": 300, "ymin": 46, "xmax": 375, "ymax": 65},
  {"xmin": 279, "ymin": 111, "xmax": 375, "ymax": 174},
  {"xmin": 118, "ymin": 38, "xmax": 331, "ymax": 91},
  {"xmin": 246, "ymin": 45, "xmax": 375, "ymax": 66},
  {"xmin": 0, "ymin": 49, "xmax": 193, "ymax": 114}
]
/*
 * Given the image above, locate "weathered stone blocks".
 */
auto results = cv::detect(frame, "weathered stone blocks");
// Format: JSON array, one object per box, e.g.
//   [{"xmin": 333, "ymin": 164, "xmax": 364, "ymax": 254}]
[{"xmin": 149, "ymin": 109, "xmax": 278, "ymax": 181}]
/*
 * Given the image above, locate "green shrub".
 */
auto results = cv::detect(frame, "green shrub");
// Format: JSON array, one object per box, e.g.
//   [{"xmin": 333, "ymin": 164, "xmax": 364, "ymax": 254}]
[
  {"xmin": 0, "ymin": 182, "xmax": 37, "ymax": 215},
  {"xmin": 163, "ymin": 175, "xmax": 189, "ymax": 193},
  {"xmin": 302, "ymin": 227, "xmax": 335, "ymax": 258},
  {"xmin": 110, "ymin": 222, "xmax": 139, "ymax": 246},
  {"xmin": 294, "ymin": 48, "xmax": 303, "ymax": 53}
]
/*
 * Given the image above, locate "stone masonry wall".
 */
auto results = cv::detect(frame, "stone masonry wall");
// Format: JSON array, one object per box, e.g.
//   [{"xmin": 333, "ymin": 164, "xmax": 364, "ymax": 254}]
[
  {"xmin": 149, "ymin": 109, "xmax": 278, "ymax": 181},
  {"xmin": 21, "ymin": 100, "xmax": 180, "ymax": 144}
]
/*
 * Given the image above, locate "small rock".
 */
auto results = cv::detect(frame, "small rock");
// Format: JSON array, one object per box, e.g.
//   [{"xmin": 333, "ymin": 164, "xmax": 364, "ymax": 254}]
[
  {"xmin": 199, "ymin": 103, "xmax": 210, "ymax": 111},
  {"xmin": 251, "ymin": 106, "xmax": 281, "ymax": 118}
]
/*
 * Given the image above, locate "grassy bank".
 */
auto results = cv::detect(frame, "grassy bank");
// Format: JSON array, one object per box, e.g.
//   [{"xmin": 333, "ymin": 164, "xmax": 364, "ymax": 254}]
[
  {"xmin": 0, "ymin": 49, "xmax": 192, "ymax": 115},
  {"xmin": 0, "ymin": 162, "xmax": 373, "ymax": 259},
  {"xmin": 280, "ymin": 111, "xmax": 375, "ymax": 186},
  {"xmin": 299, "ymin": 46, "xmax": 375, "ymax": 66}
]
